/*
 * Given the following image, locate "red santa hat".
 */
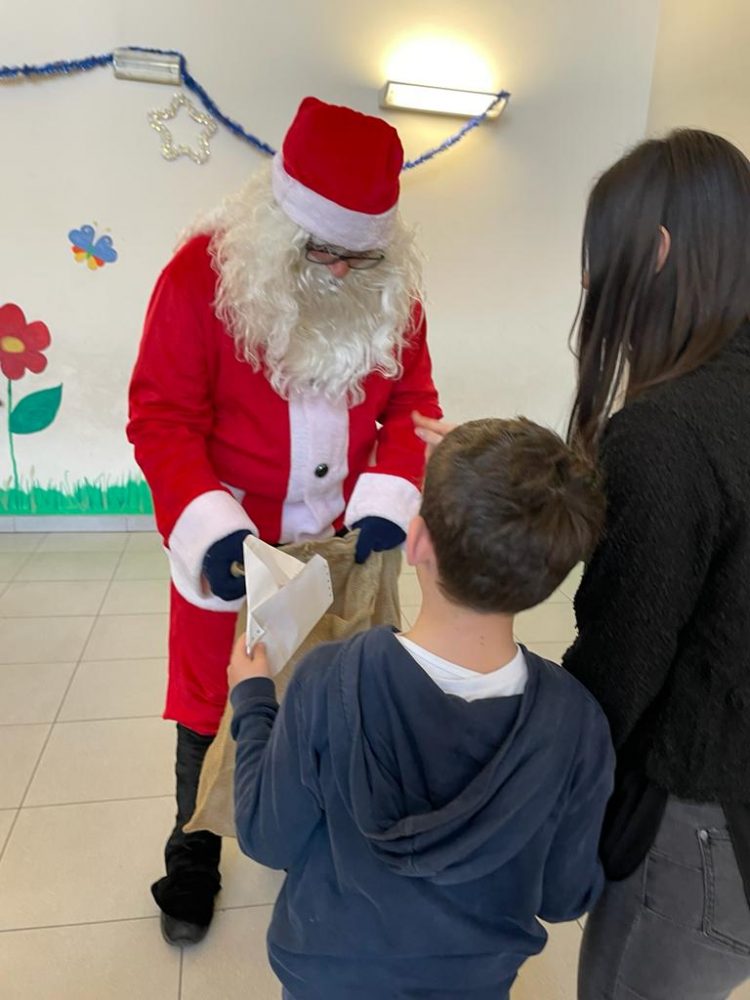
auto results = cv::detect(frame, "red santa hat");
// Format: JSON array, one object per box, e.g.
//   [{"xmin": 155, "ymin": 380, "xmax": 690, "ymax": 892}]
[{"xmin": 272, "ymin": 97, "xmax": 403, "ymax": 252}]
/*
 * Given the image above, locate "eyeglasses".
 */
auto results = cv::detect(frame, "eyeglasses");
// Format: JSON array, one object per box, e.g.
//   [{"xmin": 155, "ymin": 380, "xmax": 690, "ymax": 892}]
[{"xmin": 304, "ymin": 242, "xmax": 385, "ymax": 270}]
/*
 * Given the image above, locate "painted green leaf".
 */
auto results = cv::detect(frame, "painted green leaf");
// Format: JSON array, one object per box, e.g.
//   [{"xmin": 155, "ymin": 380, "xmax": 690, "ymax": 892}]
[{"xmin": 9, "ymin": 385, "xmax": 63, "ymax": 435}]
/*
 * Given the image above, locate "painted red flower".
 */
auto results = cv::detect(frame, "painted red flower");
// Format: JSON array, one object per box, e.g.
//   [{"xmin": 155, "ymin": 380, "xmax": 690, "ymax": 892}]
[{"xmin": 0, "ymin": 303, "xmax": 51, "ymax": 381}]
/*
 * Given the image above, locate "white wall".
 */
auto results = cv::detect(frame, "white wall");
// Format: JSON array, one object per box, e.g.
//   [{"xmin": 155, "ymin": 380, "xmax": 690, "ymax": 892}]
[
  {"xmin": 0, "ymin": 0, "xmax": 661, "ymax": 504},
  {"xmin": 648, "ymin": 0, "xmax": 750, "ymax": 152}
]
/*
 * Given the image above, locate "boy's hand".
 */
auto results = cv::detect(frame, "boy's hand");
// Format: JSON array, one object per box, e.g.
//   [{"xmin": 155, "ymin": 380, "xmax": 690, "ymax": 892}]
[{"xmin": 228, "ymin": 635, "xmax": 271, "ymax": 690}]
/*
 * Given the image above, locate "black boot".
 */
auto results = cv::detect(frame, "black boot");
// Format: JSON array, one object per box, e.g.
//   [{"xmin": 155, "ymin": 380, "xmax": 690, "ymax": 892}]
[{"xmin": 153, "ymin": 723, "xmax": 222, "ymax": 945}]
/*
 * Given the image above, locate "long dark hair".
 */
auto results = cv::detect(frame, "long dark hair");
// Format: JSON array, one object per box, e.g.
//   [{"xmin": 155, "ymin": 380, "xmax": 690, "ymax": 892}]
[{"xmin": 568, "ymin": 129, "xmax": 750, "ymax": 459}]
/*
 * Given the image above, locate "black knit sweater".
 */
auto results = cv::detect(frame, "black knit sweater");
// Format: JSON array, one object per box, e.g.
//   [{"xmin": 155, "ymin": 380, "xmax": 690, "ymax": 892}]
[{"xmin": 563, "ymin": 322, "xmax": 750, "ymax": 803}]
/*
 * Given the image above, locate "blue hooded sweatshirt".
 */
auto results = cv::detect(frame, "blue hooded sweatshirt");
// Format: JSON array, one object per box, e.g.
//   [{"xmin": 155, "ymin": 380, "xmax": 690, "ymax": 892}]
[{"xmin": 231, "ymin": 627, "xmax": 614, "ymax": 1000}]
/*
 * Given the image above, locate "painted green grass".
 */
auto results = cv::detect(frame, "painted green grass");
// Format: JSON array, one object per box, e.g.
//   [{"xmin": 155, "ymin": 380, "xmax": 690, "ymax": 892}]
[{"xmin": 0, "ymin": 476, "xmax": 153, "ymax": 516}]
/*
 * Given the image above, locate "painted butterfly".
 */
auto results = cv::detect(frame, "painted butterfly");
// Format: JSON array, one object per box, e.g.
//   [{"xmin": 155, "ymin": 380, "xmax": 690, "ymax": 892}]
[{"xmin": 68, "ymin": 225, "xmax": 118, "ymax": 270}]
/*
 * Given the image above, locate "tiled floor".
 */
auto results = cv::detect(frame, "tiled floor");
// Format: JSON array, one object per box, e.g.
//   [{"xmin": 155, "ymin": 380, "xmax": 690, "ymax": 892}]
[{"xmin": 0, "ymin": 531, "xmax": 747, "ymax": 1000}]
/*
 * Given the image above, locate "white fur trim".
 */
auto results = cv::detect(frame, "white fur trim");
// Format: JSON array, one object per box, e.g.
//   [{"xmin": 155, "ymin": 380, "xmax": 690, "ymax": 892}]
[
  {"xmin": 168, "ymin": 489, "xmax": 257, "ymax": 611},
  {"xmin": 345, "ymin": 473, "xmax": 422, "ymax": 534},
  {"xmin": 272, "ymin": 154, "xmax": 397, "ymax": 252},
  {"xmin": 281, "ymin": 392, "xmax": 349, "ymax": 542}
]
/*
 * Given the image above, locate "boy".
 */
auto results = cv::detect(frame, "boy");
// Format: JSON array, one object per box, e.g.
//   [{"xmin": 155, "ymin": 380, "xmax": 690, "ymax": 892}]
[{"xmin": 228, "ymin": 418, "xmax": 614, "ymax": 1000}]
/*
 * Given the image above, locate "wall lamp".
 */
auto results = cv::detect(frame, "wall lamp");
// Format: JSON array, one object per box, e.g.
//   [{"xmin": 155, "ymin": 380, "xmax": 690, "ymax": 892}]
[
  {"xmin": 112, "ymin": 48, "xmax": 181, "ymax": 85},
  {"xmin": 380, "ymin": 81, "xmax": 507, "ymax": 119}
]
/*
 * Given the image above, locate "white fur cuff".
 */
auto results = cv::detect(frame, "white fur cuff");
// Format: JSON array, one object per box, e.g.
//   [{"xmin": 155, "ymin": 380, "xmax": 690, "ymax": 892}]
[
  {"xmin": 168, "ymin": 490, "xmax": 258, "ymax": 611},
  {"xmin": 345, "ymin": 473, "xmax": 422, "ymax": 534}
]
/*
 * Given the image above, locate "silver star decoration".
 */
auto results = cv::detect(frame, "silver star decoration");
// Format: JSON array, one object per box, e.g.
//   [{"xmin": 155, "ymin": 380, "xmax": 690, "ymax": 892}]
[{"xmin": 148, "ymin": 92, "xmax": 218, "ymax": 165}]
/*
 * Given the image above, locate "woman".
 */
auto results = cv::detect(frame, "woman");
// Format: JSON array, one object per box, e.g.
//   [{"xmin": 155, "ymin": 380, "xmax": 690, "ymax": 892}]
[{"xmin": 415, "ymin": 129, "xmax": 750, "ymax": 999}]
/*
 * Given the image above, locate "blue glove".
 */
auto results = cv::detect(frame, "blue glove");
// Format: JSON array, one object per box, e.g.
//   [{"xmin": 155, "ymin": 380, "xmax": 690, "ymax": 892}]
[
  {"xmin": 202, "ymin": 529, "xmax": 252, "ymax": 600},
  {"xmin": 353, "ymin": 517, "xmax": 406, "ymax": 565}
]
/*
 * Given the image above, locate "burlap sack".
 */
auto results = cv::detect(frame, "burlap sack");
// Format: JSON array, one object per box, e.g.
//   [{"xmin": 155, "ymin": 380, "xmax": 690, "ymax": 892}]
[{"xmin": 184, "ymin": 533, "xmax": 403, "ymax": 838}]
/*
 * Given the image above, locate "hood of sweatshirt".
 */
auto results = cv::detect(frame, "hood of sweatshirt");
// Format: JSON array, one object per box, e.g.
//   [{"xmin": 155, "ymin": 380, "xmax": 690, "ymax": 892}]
[{"xmin": 327, "ymin": 627, "xmax": 583, "ymax": 885}]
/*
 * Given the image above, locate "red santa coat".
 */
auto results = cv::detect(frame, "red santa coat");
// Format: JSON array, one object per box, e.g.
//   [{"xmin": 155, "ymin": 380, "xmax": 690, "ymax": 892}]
[{"xmin": 127, "ymin": 235, "xmax": 441, "ymax": 732}]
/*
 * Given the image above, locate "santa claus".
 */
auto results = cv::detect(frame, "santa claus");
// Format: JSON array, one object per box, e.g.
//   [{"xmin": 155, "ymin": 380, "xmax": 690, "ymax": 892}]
[{"xmin": 127, "ymin": 97, "xmax": 441, "ymax": 944}]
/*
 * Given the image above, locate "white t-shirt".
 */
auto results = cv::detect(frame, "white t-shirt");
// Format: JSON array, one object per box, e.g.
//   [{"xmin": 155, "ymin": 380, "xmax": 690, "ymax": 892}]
[{"xmin": 396, "ymin": 635, "xmax": 528, "ymax": 702}]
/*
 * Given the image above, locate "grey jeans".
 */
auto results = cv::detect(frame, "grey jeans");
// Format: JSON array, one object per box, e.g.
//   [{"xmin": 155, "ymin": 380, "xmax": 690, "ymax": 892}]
[{"xmin": 579, "ymin": 797, "xmax": 750, "ymax": 1000}]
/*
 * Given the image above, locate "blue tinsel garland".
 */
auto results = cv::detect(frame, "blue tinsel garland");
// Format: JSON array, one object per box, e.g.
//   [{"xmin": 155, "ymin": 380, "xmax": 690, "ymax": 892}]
[{"xmin": 0, "ymin": 47, "xmax": 509, "ymax": 169}]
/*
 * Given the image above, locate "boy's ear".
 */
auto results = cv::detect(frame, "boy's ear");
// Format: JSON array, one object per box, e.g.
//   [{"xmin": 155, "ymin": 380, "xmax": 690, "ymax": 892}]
[{"xmin": 406, "ymin": 515, "xmax": 434, "ymax": 567}]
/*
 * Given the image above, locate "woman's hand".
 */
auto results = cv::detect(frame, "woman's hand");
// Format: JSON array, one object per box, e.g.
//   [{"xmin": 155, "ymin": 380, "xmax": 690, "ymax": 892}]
[
  {"xmin": 228, "ymin": 636, "xmax": 271, "ymax": 690},
  {"xmin": 412, "ymin": 412, "xmax": 457, "ymax": 456}
]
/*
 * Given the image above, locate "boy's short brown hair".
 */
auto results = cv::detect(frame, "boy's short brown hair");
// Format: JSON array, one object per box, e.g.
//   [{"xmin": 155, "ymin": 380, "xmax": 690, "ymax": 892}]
[{"xmin": 420, "ymin": 418, "xmax": 605, "ymax": 614}]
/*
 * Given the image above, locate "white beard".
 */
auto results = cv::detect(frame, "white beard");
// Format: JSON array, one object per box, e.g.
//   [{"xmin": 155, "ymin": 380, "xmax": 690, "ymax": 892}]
[{"xmin": 183, "ymin": 166, "xmax": 424, "ymax": 404}]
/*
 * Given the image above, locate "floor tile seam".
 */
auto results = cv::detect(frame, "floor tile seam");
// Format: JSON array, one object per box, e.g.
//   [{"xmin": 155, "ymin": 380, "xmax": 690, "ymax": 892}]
[
  {"xmin": 0, "ymin": 904, "xmax": 274, "ymax": 937},
  {"xmin": 92, "ymin": 611, "xmax": 169, "ymax": 618},
  {"xmin": 18, "ymin": 792, "xmax": 174, "ymax": 811},
  {"xmin": 80, "ymin": 651, "xmax": 170, "ymax": 663},
  {"xmin": 5, "ymin": 533, "xmax": 48, "ymax": 556},
  {"xmin": 8, "ymin": 548, "xmax": 36, "ymax": 584},
  {"xmin": 0, "ymin": 648, "xmax": 168, "ymax": 665},
  {"xmin": 0, "ymin": 713, "xmax": 164, "ymax": 728},
  {"xmin": 7, "ymin": 576, "xmax": 119, "ymax": 584},
  {"xmin": 0, "ymin": 538, "xmax": 45, "ymax": 556},
  {"xmin": 0, "ymin": 614, "xmax": 97, "ymax": 624},
  {"xmin": 30, "ymin": 712, "xmax": 163, "ymax": 729},
  {"xmin": 35, "ymin": 544, "xmax": 129, "ymax": 557},
  {"xmin": 0, "ymin": 913, "xmax": 166, "ymax": 935},
  {"xmin": 13, "ymin": 538, "xmax": 128, "ymax": 584},
  {"xmin": 0, "ymin": 609, "xmax": 107, "ymax": 619},
  {"xmin": 68, "ymin": 539, "xmax": 164, "ymax": 675},
  {"xmin": 215, "ymin": 902, "xmax": 275, "ymax": 913},
  {"xmin": 0, "ymin": 807, "xmax": 21, "ymax": 870},
  {"xmin": 84, "ymin": 543, "xmax": 159, "ymax": 654},
  {"xmin": 0, "ymin": 715, "xmax": 70, "ymax": 730},
  {"xmin": 17, "ymin": 607, "xmax": 107, "ymax": 811},
  {"xmin": 95, "ymin": 612, "xmax": 170, "ymax": 619}
]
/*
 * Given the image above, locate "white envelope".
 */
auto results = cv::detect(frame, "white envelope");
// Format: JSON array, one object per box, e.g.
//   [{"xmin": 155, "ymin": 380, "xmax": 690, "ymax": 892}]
[{"xmin": 242, "ymin": 535, "xmax": 334, "ymax": 676}]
